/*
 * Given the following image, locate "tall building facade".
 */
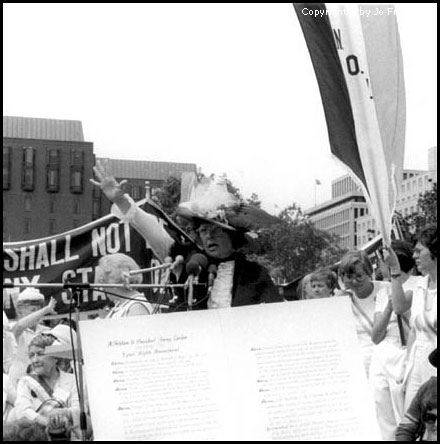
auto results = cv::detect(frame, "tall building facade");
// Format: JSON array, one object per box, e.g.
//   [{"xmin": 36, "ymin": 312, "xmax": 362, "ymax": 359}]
[
  {"xmin": 305, "ymin": 147, "xmax": 437, "ymax": 250},
  {"xmin": 305, "ymin": 175, "xmax": 368, "ymax": 250},
  {"xmin": 3, "ymin": 116, "xmax": 200, "ymax": 243},
  {"xmin": 3, "ymin": 116, "xmax": 94, "ymax": 242}
]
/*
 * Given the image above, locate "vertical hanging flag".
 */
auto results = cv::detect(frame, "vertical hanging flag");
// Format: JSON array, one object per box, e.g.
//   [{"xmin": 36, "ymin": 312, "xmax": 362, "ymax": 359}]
[{"xmin": 294, "ymin": 4, "xmax": 406, "ymax": 245}]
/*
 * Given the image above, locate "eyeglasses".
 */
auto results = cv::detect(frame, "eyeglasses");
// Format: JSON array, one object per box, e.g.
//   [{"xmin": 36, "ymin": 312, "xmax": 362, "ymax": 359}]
[
  {"xmin": 423, "ymin": 412, "xmax": 437, "ymax": 424},
  {"xmin": 197, "ymin": 225, "xmax": 225, "ymax": 238}
]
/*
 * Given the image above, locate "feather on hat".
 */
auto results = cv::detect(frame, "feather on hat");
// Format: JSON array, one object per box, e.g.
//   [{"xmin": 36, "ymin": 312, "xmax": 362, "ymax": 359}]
[{"xmin": 177, "ymin": 173, "xmax": 279, "ymax": 232}]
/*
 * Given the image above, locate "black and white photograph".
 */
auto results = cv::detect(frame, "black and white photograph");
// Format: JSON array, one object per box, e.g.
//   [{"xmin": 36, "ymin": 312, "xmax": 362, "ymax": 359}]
[{"xmin": 3, "ymin": 3, "xmax": 437, "ymax": 441}]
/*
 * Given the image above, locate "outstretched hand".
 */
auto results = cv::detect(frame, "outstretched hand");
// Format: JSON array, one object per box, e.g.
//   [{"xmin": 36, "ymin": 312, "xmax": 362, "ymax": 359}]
[
  {"xmin": 45, "ymin": 297, "xmax": 58, "ymax": 315},
  {"xmin": 90, "ymin": 160, "xmax": 127, "ymax": 203}
]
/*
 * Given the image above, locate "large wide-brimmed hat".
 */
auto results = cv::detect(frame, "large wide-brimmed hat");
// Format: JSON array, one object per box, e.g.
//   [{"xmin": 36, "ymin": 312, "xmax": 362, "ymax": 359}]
[{"xmin": 176, "ymin": 173, "xmax": 279, "ymax": 233}]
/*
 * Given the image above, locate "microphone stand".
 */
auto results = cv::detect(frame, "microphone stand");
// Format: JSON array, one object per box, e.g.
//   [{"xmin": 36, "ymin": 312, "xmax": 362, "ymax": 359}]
[
  {"xmin": 65, "ymin": 284, "xmax": 89, "ymax": 442},
  {"xmin": 186, "ymin": 275, "xmax": 195, "ymax": 311}
]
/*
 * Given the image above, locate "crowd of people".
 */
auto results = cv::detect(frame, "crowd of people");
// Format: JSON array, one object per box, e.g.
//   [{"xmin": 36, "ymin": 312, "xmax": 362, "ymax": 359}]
[{"xmin": 2, "ymin": 162, "xmax": 437, "ymax": 441}]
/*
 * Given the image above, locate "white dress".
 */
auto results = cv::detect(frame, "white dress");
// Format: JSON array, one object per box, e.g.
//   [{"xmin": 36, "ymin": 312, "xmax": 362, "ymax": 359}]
[
  {"xmin": 369, "ymin": 276, "xmax": 417, "ymax": 441},
  {"xmin": 346, "ymin": 281, "xmax": 391, "ymax": 376},
  {"xmin": 404, "ymin": 275, "xmax": 437, "ymax": 411}
]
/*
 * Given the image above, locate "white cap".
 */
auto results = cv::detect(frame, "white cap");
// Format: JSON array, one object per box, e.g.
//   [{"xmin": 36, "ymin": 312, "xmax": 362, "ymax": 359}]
[
  {"xmin": 17, "ymin": 288, "xmax": 45, "ymax": 304},
  {"xmin": 45, "ymin": 324, "xmax": 78, "ymax": 360},
  {"xmin": 49, "ymin": 324, "xmax": 77, "ymax": 347}
]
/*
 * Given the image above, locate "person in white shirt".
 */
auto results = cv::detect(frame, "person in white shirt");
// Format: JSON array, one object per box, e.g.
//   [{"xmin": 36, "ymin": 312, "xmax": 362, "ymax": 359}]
[
  {"xmin": 8, "ymin": 289, "xmax": 57, "ymax": 389},
  {"xmin": 370, "ymin": 240, "xmax": 418, "ymax": 440},
  {"xmin": 95, "ymin": 253, "xmax": 154, "ymax": 318},
  {"xmin": 384, "ymin": 225, "xmax": 437, "ymax": 412},
  {"xmin": 335, "ymin": 250, "xmax": 391, "ymax": 375}
]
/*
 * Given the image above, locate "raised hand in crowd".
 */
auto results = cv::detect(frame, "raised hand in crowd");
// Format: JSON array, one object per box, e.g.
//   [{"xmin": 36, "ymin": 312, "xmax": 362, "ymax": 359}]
[
  {"xmin": 90, "ymin": 160, "xmax": 130, "ymax": 210},
  {"xmin": 12, "ymin": 296, "xmax": 58, "ymax": 339}
]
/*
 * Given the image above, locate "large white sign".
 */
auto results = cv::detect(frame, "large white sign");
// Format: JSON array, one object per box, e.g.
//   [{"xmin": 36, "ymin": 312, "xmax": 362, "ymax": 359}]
[{"xmin": 80, "ymin": 297, "xmax": 381, "ymax": 441}]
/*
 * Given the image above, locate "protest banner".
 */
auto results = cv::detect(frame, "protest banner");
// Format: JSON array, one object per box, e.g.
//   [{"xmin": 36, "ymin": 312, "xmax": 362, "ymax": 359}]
[{"xmin": 3, "ymin": 200, "xmax": 197, "ymax": 318}]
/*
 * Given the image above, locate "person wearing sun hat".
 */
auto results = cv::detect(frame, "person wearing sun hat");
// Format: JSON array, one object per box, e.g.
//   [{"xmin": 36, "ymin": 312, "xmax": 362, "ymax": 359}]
[
  {"xmin": 8, "ymin": 289, "xmax": 57, "ymax": 389},
  {"xmin": 14, "ymin": 325, "xmax": 93, "ymax": 441},
  {"xmin": 91, "ymin": 161, "xmax": 284, "ymax": 310}
]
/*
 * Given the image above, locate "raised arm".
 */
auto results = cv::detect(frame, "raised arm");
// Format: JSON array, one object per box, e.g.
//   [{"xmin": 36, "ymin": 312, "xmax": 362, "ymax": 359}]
[
  {"xmin": 383, "ymin": 246, "xmax": 413, "ymax": 314},
  {"xmin": 372, "ymin": 297, "xmax": 394, "ymax": 344},
  {"xmin": 90, "ymin": 160, "xmax": 175, "ymax": 262},
  {"xmin": 90, "ymin": 161, "xmax": 131, "ymax": 213},
  {"xmin": 12, "ymin": 298, "xmax": 57, "ymax": 339}
]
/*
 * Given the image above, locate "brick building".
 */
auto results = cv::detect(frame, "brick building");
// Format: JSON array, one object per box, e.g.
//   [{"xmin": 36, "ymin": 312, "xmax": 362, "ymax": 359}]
[
  {"xmin": 3, "ymin": 116, "xmax": 199, "ymax": 242},
  {"xmin": 3, "ymin": 116, "xmax": 94, "ymax": 242}
]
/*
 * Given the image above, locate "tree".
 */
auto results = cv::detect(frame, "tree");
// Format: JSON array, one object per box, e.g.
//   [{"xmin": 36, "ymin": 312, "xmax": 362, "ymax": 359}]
[
  {"xmin": 247, "ymin": 204, "xmax": 346, "ymax": 283},
  {"xmin": 151, "ymin": 176, "xmax": 181, "ymax": 215},
  {"xmin": 396, "ymin": 182, "xmax": 437, "ymax": 242}
]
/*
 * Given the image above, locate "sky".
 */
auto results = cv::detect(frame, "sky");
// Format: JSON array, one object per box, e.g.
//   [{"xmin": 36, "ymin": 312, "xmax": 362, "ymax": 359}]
[{"xmin": 3, "ymin": 3, "xmax": 437, "ymax": 214}]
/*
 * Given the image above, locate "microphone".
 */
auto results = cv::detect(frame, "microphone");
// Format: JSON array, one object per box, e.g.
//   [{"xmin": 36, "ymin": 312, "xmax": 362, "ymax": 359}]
[
  {"xmin": 208, "ymin": 264, "xmax": 217, "ymax": 289},
  {"xmin": 185, "ymin": 253, "xmax": 208, "ymax": 277},
  {"xmin": 162, "ymin": 255, "xmax": 185, "ymax": 291},
  {"xmin": 128, "ymin": 255, "xmax": 185, "ymax": 276},
  {"xmin": 185, "ymin": 253, "xmax": 208, "ymax": 310}
]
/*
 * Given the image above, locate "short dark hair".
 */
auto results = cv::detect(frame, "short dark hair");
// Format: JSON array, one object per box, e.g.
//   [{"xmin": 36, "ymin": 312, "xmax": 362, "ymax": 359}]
[
  {"xmin": 417, "ymin": 225, "xmax": 437, "ymax": 259},
  {"xmin": 391, "ymin": 240, "xmax": 415, "ymax": 273}
]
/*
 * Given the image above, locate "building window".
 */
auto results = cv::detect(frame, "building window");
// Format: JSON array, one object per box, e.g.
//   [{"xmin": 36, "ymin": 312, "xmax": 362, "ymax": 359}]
[
  {"xmin": 24, "ymin": 196, "xmax": 32, "ymax": 212},
  {"xmin": 47, "ymin": 148, "xmax": 60, "ymax": 192},
  {"xmin": 47, "ymin": 168, "xmax": 60, "ymax": 192},
  {"xmin": 70, "ymin": 170, "xmax": 83, "ymax": 193},
  {"xmin": 22, "ymin": 147, "xmax": 35, "ymax": 191},
  {"xmin": 71, "ymin": 149, "xmax": 84, "ymax": 166},
  {"xmin": 3, "ymin": 147, "xmax": 11, "ymax": 190},
  {"xmin": 70, "ymin": 149, "xmax": 84, "ymax": 193},
  {"xmin": 24, "ymin": 218, "xmax": 32, "ymax": 234},
  {"xmin": 48, "ymin": 148, "xmax": 60, "ymax": 164},
  {"xmin": 73, "ymin": 199, "xmax": 81, "ymax": 215},
  {"xmin": 49, "ymin": 219, "xmax": 57, "ymax": 234}
]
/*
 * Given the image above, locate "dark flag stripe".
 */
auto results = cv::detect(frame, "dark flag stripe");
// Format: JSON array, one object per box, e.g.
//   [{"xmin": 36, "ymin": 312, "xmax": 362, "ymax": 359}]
[{"xmin": 293, "ymin": 3, "xmax": 367, "ymax": 189}]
